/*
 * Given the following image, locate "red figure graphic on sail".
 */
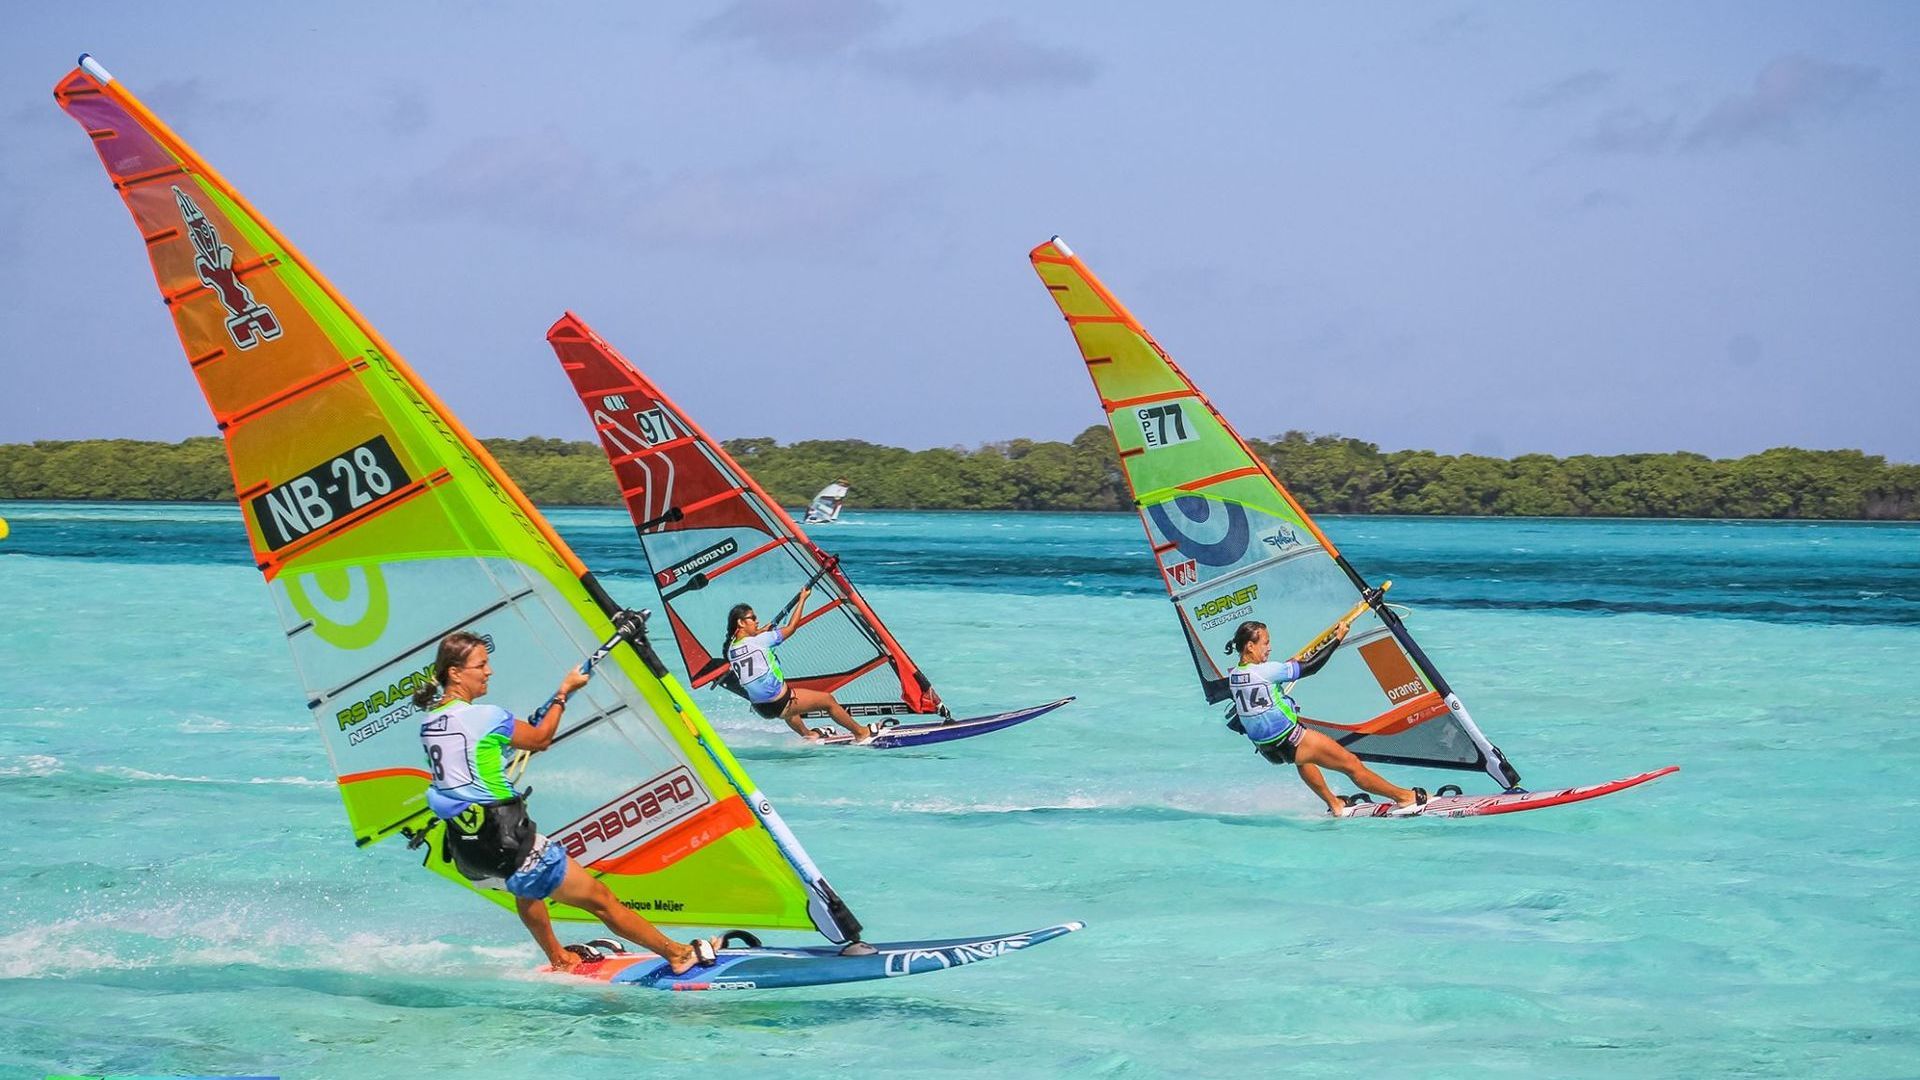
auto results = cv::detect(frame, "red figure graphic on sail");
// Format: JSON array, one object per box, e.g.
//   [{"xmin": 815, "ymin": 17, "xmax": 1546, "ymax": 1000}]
[{"xmin": 173, "ymin": 186, "xmax": 282, "ymax": 349}]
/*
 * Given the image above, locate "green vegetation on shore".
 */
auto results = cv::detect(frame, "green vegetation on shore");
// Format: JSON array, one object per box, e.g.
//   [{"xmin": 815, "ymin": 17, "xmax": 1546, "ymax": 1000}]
[{"xmin": 2, "ymin": 430, "xmax": 1916, "ymax": 519}]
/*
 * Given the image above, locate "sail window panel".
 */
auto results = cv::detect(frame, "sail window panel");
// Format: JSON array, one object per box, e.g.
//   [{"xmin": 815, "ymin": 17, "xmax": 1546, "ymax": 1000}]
[
  {"xmin": 766, "ymin": 618, "xmax": 892, "ymax": 699},
  {"xmin": 1333, "ymin": 717, "xmax": 1484, "ymax": 771}
]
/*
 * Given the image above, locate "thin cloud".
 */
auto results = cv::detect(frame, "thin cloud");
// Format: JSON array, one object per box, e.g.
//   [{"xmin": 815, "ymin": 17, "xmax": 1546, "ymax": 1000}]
[
  {"xmin": 688, "ymin": 0, "xmax": 895, "ymax": 61},
  {"xmin": 1685, "ymin": 54, "xmax": 1881, "ymax": 150},
  {"xmin": 1563, "ymin": 188, "xmax": 1631, "ymax": 216},
  {"xmin": 1513, "ymin": 69, "xmax": 1614, "ymax": 110},
  {"xmin": 1576, "ymin": 106, "xmax": 1675, "ymax": 156},
  {"xmin": 375, "ymin": 81, "xmax": 431, "ymax": 138},
  {"xmin": 383, "ymin": 130, "xmax": 614, "ymax": 235},
  {"xmin": 1419, "ymin": 9, "xmax": 1487, "ymax": 46},
  {"xmin": 623, "ymin": 159, "xmax": 932, "ymax": 250},
  {"xmin": 690, "ymin": 4, "xmax": 1096, "ymax": 98},
  {"xmin": 857, "ymin": 20, "xmax": 1099, "ymax": 98},
  {"xmin": 383, "ymin": 136, "xmax": 928, "ymax": 254},
  {"xmin": 142, "ymin": 78, "xmax": 272, "ymax": 132}
]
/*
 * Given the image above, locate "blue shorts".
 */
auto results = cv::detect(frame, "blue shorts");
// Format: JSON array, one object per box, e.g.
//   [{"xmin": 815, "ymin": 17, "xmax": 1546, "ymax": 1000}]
[{"xmin": 504, "ymin": 839, "xmax": 568, "ymax": 900}]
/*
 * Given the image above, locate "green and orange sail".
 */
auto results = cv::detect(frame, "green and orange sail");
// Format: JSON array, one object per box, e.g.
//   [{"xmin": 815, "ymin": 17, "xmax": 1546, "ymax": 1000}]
[
  {"xmin": 54, "ymin": 55, "xmax": 864, "ymax": 940},
  {"xmin": 1030, "ymin": 237, "xmax": 1521, "ymax": 789}
]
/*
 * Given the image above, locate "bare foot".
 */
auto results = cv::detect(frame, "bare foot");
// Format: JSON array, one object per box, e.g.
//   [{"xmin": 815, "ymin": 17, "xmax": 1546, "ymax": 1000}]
[
  {"xmin": 854, "ymin": 725, "xmax": 875, "ymax": 743},
  {"xmin": 1327, "ymin": 803, "xmax": 1349, "ymax": 818},
  {"xmin": 548, "ymin": 950, "xmax": 581, "ymax": 973}
]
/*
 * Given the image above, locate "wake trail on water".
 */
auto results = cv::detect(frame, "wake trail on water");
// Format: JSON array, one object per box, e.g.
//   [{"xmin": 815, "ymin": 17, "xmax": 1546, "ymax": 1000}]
[
  {"xmin": 793, "ymin": 785, "xmax": 1331, "ymax": 823},
  {"xmin": 0, "ymin": 758, "xmax": 330, "ymax": 791},
  {"xmin": 0, "ymin": 894, "xmax": 530, "ymax": 983}
]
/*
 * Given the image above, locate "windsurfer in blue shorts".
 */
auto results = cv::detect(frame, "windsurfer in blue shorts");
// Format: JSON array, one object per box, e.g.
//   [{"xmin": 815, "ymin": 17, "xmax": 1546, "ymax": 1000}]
[
  {"xmin": 1224, "ymin": 621, "xmax": 1428, "ymax": 817},
  {"xmin": 414, "ymin": 631, "xmax": 721, "ymax": 972},
  {"xmin": 723, "ymin": 589, "xmax": 873, "ymax": 743}
]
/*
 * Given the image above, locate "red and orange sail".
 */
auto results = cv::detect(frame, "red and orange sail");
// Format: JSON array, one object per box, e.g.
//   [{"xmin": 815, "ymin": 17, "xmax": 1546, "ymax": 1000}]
[{"xmin": 547, "ymin": 313, "xmax": 943, "ymax": 718}]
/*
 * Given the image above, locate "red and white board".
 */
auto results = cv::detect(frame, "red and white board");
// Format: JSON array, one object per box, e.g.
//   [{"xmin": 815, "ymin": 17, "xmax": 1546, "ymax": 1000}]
[{"xmin": 1343, "ymin": 766, "xmax": 1679, "ymax": 819}]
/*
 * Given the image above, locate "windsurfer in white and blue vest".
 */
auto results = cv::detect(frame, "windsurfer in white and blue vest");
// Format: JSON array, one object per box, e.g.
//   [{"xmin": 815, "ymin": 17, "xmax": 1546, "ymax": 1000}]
[
  {"xmin": 1223, "ymin": 621, "xmax": 1429, "ymax": 817},
  {"xmin": 723, "ymin": 592, "xmax": 874, "ymax": 743},
  {"xmin": 414, "ymin": 630, "xmax": 721, "ymax": 972}
]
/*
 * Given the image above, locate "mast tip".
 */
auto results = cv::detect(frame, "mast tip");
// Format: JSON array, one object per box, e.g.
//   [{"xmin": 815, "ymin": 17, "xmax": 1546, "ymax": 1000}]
[
  {"xmin": 1050, "ymin": 235, "xmax": 1074, "ymax": 256},
  {"xmin": 78, "ymin": 54, "xmax": 114, "ymax": 84}
]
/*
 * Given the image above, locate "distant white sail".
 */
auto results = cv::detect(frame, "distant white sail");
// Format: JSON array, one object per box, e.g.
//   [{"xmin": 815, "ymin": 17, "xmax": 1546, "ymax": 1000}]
[{"xmin": 804, "ymin": 481, "xmax": 850, "ymax": 524}]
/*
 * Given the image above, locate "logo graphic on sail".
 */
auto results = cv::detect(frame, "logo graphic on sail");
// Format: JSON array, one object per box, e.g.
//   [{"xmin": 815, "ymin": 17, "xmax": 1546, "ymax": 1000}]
[{"xmin": 173, "ymin": 186, "xmax": 281, "ymax": 350}]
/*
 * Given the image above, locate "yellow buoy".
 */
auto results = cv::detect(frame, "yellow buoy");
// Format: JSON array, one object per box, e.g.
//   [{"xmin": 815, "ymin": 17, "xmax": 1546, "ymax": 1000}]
[{"xmin": 0, "ymin": 516, "xmax": 9, "ymax": 541}]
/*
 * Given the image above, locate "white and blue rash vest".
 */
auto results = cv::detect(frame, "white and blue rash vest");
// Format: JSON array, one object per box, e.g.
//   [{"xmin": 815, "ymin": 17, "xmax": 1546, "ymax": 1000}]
[
  {"xmin": 726, "ymin": 628, "xmax": 788, "ymax": 704},
  {"xmin": 1227, "ymin": 660, "xmax": 1305, "ymax": 745},
  {"xmin": 419, "ymin": 699, "xmax": 519, "ymax": 818}
]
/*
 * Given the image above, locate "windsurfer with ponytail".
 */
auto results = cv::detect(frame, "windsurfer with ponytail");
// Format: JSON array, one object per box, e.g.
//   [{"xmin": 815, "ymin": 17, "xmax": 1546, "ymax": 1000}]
[
  {"xmin": 415, "ymin": 631, "xmax": 722, "ymax": 972},
  {"xmin": 723, "ymin": 591, "xmax": 874, "ymax": 743},
  {"xmin": 1223, "ymin": 621, "xmax": 1429, "ymax": 817}
]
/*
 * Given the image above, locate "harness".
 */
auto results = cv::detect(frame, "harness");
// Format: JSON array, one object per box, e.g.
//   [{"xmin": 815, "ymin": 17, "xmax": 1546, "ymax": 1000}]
[{"xmin": 441, "ymin": 794, "xmax": 538, "ymax": 881}]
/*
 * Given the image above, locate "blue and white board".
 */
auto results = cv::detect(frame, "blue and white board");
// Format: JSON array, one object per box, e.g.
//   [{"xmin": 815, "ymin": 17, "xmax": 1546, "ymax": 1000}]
[{"xmin": 554, "ymin": 922, "xmax": 1085, "ymax": 991}]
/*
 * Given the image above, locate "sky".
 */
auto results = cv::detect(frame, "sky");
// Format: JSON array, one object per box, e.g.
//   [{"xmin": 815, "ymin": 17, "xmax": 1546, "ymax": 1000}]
[{"xmin": 2, "ymin": 1, "xmax": 1916, "ymax": 460}]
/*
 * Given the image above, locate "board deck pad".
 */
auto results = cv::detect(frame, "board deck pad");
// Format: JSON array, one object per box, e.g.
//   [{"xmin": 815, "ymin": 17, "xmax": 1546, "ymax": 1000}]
[
  {"xmin": 550, "ymin": 922, "xmax": 1085, "ymax": 991},
  {"xmin": 808, "ymin": 698, "xmax": 1071, "ymax": 749},
  {"xmin": 1343, "ymin": 767, "xmax": 1679, "ymax": 819}
]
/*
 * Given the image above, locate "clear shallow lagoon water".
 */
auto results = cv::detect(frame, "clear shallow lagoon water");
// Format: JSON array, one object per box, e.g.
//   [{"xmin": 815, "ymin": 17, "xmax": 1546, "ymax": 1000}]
[{"xmin": 1, "ymin": 502, "xmax": 1916, "ymax": 1078}]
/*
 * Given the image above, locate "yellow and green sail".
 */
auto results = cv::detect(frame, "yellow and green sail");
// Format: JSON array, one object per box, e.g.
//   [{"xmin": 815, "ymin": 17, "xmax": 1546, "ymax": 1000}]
[
  {"xmin": 54, "ymin": 55, "xmax": 863, "ymax": 938},
  {"xmin": 1030, "ymin": 237, "xmax": 1520, "ymax": 788}
]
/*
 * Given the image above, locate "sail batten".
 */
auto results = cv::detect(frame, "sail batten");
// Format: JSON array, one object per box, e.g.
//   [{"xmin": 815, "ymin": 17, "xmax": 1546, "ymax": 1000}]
[
  {"xmin": 1030, "ymin": 237, "xmax": 1521, "ymax": 789},
  {"xmin": 58, "ymin": 56, "xmax": 863, "ymax": 940}
]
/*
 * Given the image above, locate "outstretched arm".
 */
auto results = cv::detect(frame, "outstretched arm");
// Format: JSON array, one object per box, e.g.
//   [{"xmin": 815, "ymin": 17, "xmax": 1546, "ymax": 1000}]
[
  {"xmin": 779, "ymin": 587, "xmax": 812, "ymax": 640},
  {"xmin": 511, "ymin": 667, "xmax": 592, "ymax": 753},
  {"xmin": 1292, "ymin": 625, "xmax": 1350, "ymax": 679}
]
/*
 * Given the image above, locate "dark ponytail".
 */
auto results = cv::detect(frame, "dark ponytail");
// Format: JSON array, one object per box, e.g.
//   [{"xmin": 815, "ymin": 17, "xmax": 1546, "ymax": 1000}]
[
  {"xmin": 719, "ymin": 603, "xmax": 754, "ymax": 659},
  {"xmin": 413, "ymin": 630, "xmax": 487, "ymax": 709},
  {"xmin": 1223, "ymin": 621, "xmax": 1266, "ymax": 657}
]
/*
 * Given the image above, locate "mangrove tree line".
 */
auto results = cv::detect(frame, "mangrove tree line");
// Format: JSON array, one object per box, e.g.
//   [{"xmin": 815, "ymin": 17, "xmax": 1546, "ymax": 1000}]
[{"xmin": 1, "ymin": 430, "xmax": 1915, "ymax": 519}]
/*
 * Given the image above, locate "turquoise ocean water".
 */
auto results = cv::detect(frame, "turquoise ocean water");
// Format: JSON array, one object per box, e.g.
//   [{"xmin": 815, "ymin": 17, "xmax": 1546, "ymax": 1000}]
[{"xmin": 1, "ymin": 502, "xmax": 1915, "ymax": 1078}]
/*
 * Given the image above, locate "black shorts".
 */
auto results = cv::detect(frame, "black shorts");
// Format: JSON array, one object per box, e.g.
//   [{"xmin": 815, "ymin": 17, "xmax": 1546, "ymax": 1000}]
[
  {"xmin": 751, "ymin": 689, "xmax": 793, "ymax": 720},
  {"xmin": 1255, "ymin": 724, "xmax": 1304, "ymax": 765}
]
